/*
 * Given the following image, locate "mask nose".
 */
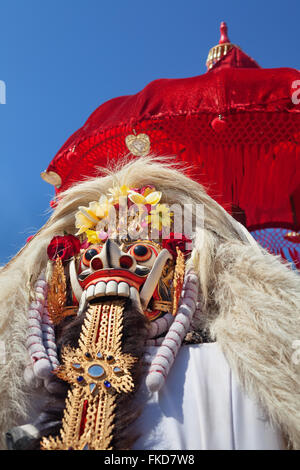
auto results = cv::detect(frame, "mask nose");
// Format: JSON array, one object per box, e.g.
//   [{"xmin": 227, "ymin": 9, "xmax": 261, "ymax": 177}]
[{"xmin": 90, "ymin": 239, "xmax": 136, "ymax": 272}]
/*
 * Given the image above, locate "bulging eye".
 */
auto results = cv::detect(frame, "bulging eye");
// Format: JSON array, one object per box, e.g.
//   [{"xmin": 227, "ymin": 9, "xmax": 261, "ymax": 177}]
[
  {"xmin": 130, "ymin": 243, "xmax": 152, "ymax": 262},
  {"xmin": 82, "ymin": 246, "xmax": 102, "ymax": 266},
  {"xmin": 85, "ymin": 249, "xmax": 98, "ymax": 260}
]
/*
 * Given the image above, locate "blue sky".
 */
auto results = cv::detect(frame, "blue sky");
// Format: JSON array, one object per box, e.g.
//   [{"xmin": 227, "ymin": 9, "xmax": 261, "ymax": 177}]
[{"xmin": 0, "ymin": 0, "xmax": 299, "ymax": 264}]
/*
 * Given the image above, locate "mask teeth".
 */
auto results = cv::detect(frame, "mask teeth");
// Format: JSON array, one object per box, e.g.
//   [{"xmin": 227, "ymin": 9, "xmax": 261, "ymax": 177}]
[
  {"xmin": 69, "ymin": 257, "xmax": 83, "ymax": 302},
  {"xmin": 145, "ymin": 271, "xmax": 198, "ymax": 393},
  {"xmin": 76, "ymin": 290, "xmax": 87, "ymax": 316},
  {"xmin": 139, "ymin": 249, "xmax": 173, "ymax": 309}
]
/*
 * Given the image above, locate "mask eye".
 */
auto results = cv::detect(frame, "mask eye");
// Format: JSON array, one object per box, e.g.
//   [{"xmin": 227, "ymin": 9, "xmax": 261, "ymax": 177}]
[
  {"xmin": 129, "ymin": 243, "xmax": 152, "ymax": 262},
  {"xmin": 82, "ymin": 246, "xmax": 102, "ymax": 266}
]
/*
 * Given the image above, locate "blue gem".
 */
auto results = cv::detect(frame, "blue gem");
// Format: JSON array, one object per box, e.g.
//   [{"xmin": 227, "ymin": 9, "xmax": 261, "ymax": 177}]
[
  {"xmin": 72, "ymin": 363, "xmax": 82, "ymax": 369},
  {"xmin": 85, "ymin": 352, "xmax": 92, "ymax": 359},
  {"xmin": 89, "ymin": 383, "xmax": 96, "ymax": 393},
  {"xmin": 113, "ymin": 367, "xmax": 122, "ymax": 374},
  {"xmin": 88, "ymin": 364, "xmax": 105, "ymax": 379},
  {"xmin": 77, "ymin": 375, "xmax": 84, "ymax": 383},
  {"xmin": 106, "ymin": 355, "xmax": 114, "ymax": 361},
  {"xmin": 96, "ymin": 352, "xmax": 103, "ymax": 359},
  {"xmin": 104, "ymin": 380, "xmax": 111, "ymax": 388}
]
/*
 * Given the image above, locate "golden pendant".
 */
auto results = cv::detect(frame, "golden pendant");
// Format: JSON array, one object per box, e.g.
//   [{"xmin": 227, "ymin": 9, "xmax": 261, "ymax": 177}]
[{"xmin": 41, "ymin": 299, "xmax": 136, "ymax": 450}]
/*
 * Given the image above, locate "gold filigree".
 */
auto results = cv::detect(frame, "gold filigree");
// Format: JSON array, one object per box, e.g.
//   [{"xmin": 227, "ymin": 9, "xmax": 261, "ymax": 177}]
[
  {"xmin": 47, "ymin": 257, "xmax": 67, "ymax": 325},
  {"xmin": 41, "ymin": 299, "xmax": 136, "ymax": 450},
  {"xmin": 172, "ymin": 248, "xmax": 185, "ymax": 316},
  {"xmin": 125, "ymin": 132, "xmax": 150, "ymax": 157},
  {"xmin": 152, "ymin": 300, "xmax": 172, "ymax": 312},
  {"xmin": 161, "ymin": 258, "xmax": 175, "ymax": 289}
]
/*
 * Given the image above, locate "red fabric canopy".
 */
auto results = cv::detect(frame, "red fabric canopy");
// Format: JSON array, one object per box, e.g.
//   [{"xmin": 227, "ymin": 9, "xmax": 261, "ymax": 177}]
[{"xmin": 44, "ymin": 47, "xmax": 300, "ymax": 232}]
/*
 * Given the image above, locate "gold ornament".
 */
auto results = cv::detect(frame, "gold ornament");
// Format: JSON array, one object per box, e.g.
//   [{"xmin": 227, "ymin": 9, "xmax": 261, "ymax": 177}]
[
  {"xmin": 125, "ymin": 131, "xmax": 150, "ymax": 156},
  {"xmin": 172, "ymin": 248, "xmax": 185, "ymax": 316},
  {"xmin": 47, "ymin": 257, "xmax": 67, "ymax": 325},
  {"xmin": 41, "ymin": 299, "xmax": 136, "ymax": 450},
  {"xmin": 40, "ymin": 170, "xmax": 62, "ymax": 188},
  {"xmin": 152, "ymin": 300, "xmax": 172, "ymax": 313}
]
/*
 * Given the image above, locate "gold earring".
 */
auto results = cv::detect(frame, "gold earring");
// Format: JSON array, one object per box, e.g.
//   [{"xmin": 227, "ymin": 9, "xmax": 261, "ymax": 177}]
[{"xmin": 172, "ymin": 247, "xmax": 185, "ymax": 316}]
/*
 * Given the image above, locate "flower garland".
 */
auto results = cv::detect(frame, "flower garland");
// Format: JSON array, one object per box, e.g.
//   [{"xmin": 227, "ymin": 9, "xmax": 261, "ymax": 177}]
[
  {"xmin": 46, "ymin": 186, "xmax": 192, "ymax": 262},
  {"xmin": 74, "ymin": 185, "xmax": 173, "ymax": 244}
]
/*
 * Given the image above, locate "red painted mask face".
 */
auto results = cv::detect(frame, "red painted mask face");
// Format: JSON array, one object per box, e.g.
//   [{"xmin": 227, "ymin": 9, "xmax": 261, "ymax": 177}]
[{"xmin": 70, "ymin": 239, "xmax": 174, "ymax": 321}]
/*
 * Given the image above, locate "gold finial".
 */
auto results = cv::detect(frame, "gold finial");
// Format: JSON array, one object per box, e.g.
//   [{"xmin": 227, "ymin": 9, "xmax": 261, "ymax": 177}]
[{"xmin": 206, "ymin": 22, "xmax": 234, "ymax": 70}]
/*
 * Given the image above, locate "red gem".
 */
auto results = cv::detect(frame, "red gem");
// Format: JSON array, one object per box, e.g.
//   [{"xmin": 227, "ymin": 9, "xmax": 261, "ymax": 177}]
[
  {"xmin": 119, "ymin": 255, "xmax": 133, "ymax": 269},
  {"xmin": 91, "ymin": 257, "xmax": 103, "ymax": 270}
]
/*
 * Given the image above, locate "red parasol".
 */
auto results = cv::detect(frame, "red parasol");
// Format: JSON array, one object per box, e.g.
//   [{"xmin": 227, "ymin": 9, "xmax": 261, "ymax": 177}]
[{"xmin": 42, "ymin": 23, "xmax": 300, "ymax": 236}]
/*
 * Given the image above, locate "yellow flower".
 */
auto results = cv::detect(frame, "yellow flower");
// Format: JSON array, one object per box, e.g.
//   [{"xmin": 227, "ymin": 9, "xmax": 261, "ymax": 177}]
[
  {"xmin": 75, "ymin": 198, "xmax": 112, "ymax": 235},
  {"xmin": 107, "ymin": 185, "xmax": 130, "ymax": 203},
  {"xmin": 147, "ymin": 204, "xmax": 172, "ymax": 230},
  {"xmin": 128, "ymin": 188, "xmax": 162, "ymax": 206},
  {"xmin": 85, "ymin": 230, "xmax": 102, "ymax": 244},
  {"xmin": 97, "ymin": 195, "xmax": 112, "ymax": 217},
  {"xmin": 75, "ymin": 202, "xmax": 100, "ymax": 235}
]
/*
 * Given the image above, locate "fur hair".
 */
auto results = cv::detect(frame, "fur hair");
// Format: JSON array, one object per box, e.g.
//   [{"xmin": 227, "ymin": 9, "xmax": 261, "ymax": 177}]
[{"xmin": 0, "ymin": 156, "xmax": 299, "ymax": 449}]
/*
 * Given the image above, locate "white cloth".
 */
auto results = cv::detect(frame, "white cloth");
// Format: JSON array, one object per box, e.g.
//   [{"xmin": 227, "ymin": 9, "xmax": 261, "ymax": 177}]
[{"xmin": 133, "ymin": 343, "xmax": 284, "ymax": 450}]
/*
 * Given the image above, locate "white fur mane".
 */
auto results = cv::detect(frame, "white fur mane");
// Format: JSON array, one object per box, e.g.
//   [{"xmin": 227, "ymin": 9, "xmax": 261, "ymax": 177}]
[{"xmin": 0, "ymin": 157, "xmax": 299, "ymax": 449}]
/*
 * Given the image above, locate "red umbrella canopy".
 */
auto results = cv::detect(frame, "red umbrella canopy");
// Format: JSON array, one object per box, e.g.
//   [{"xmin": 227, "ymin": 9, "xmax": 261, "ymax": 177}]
[{"xmin": 42, "ymin": 23, "xmax": 300, "ymax": 233}]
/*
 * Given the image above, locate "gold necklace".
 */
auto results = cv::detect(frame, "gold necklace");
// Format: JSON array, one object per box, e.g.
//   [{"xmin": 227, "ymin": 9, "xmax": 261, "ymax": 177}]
[{"xmin": 41, "ymin": 299, "xmax": 136, "ymax": 450}]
